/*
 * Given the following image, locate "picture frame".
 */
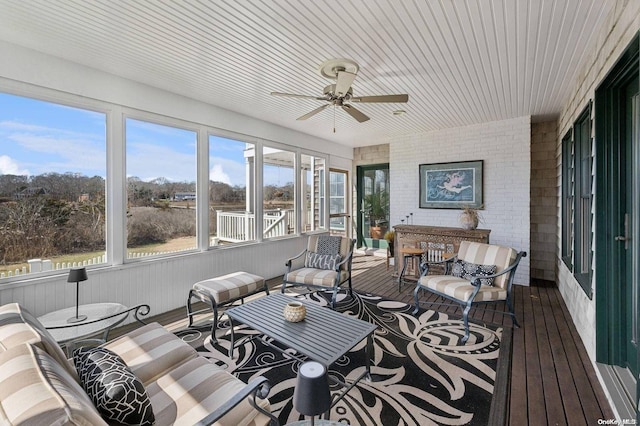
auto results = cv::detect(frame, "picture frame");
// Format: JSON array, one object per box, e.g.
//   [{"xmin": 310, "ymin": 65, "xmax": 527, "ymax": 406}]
[{"xmin": 419, "ymin": 160, "xmax": 483, "ymax": 209}]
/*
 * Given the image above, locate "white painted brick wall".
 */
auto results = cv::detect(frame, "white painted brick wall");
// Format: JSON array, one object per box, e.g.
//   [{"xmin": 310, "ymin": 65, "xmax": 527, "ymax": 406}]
[{"xmin": 389, "ymin": 116, "xmax": 531, "ymax": 285}]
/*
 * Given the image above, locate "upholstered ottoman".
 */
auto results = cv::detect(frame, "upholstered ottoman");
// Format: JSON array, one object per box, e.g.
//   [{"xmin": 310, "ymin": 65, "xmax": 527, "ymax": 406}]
[{"xmin": 186, "ymin": 271, "xmax": 268, "ymax": 342}]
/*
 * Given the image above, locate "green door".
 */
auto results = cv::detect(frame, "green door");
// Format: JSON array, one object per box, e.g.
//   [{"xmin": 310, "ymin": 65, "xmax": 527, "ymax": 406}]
[
  {"xmin": 356, "ymin": 164, "xmax": 390, "ymax": 249},
  {"xmin": 596, "ymin": 34, "xmax": 640, "ymax": 420},
  {"xmin": 622, "ymin": 81, "xmax": 639, "ymax": 376}
]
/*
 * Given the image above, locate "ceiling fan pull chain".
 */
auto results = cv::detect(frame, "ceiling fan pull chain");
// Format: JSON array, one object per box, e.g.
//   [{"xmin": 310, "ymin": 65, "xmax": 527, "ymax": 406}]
[{"xmin": 333, "ymin": 104, "xmax": 336, "ymax": 133}]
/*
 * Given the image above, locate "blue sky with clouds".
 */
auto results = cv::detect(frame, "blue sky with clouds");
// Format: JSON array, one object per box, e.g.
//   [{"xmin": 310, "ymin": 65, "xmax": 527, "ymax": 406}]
[{"xmin": 0, "ymin": 93, "xmax": 294, "ymax": 187}]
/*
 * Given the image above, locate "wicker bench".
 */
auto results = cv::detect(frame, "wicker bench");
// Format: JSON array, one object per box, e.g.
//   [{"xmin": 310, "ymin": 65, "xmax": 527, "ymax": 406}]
[{"xmin": 187, "ymin": 271, "xmax": 269, "ymax": 343}]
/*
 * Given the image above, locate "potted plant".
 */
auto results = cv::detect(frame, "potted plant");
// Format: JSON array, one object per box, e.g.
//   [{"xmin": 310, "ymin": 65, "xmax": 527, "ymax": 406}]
[
  {"xmin": 364, "ymin": 190, "xmax": 389, "ymax": 239},
  {"xmin": 384, "ymin": 230, "xmax": 395, "ymax": 257}
]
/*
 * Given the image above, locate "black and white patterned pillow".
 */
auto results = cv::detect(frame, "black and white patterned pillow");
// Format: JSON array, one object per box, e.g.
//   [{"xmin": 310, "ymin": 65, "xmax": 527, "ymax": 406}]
[
  {"xmin": 461, "ymin": 261, "xmax": 497, "ymax": 286},
  {"xmin": 316, "ymin": 235, "xmax": 342, "ymax": 255},
  {"xmin": 305, "ymin": 252, "xmax": 342, "ymax": 270},
  {"xmin": 73, "ymin": 347, "xmax": 155, "ymax": 426},
  {"xmin": 451, "ymin": 260, "xmax": 465, "ymax": 277}
]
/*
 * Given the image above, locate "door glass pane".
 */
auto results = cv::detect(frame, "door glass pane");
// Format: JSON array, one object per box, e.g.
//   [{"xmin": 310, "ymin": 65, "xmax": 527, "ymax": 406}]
[
  {"xmin": 361, "ymin": 166, "xmax": 390, "ymax": 244},
  {"xmin": 125, "ymin": 118, "xmax": 197, "ymax": 258}
]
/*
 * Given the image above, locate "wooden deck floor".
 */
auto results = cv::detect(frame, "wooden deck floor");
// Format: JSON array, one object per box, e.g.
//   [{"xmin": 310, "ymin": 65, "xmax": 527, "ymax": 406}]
[{"xmin": 114, "ymin": 254, "xmax": 615, "ymax": 425}]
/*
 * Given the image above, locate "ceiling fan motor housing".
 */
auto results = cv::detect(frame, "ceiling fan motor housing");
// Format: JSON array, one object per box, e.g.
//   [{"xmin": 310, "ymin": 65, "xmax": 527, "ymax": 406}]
[{"xmin": 323, "ymin": 84, "xmax": 353, "ymax": 101}]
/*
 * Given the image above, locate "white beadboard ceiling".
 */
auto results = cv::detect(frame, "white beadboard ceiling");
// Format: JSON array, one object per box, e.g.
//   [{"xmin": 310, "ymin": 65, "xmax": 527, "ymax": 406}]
[{"xmin": 0, "ymin": 0, "xmax": 615, "ymax": 147}]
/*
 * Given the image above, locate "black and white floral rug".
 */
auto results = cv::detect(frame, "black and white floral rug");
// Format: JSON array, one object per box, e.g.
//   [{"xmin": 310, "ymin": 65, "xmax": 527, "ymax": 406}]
[{"xmin": 175, "ymin": 290, "xmax": 509, "ymax": 425}]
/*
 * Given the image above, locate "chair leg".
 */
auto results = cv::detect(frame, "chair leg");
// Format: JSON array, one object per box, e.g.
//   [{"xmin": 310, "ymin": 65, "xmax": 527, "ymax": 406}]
[
  {"xmin": 506, "ymin": 298, "xmax": 520, "ymax": 328},
  {"xmin": 186, "ymin": 289, "xmax": 196, "ymax": 328},
  {"xmin": 206, "ymin": 295, "xmax": 219, "ymax": 344},
  {"xmin": 412, "ymin": 285, "xmax": 421, "ymax": 315},
  {"xmin": 348, "ymin": 276, "xmax": 353, "ymax": 296},
  {"xmin": 330, "ymin": 287, "xmax": 338, "ymax": 309},
  {"xmin": 461, "ymin": 302, "xmax": 472, "ymax": 344}
]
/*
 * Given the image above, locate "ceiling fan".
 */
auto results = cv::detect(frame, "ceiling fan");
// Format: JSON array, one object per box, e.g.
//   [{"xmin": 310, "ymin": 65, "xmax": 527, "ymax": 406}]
[{"xmin": 270, "ymin": 58, "xmax": 408, "ymax": 129}]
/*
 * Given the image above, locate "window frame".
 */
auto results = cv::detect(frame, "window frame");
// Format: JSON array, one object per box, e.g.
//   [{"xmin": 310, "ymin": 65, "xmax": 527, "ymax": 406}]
[
  {"xmin": 0, "ymin": 83, "xmax": 331, "ymax": 283},
  {"xmin": 566, "ymin": 103, "xmax": 594, "ymax": 298},
  {"xmin": 0, "ymin": 88, "xmax": 109, "ymax": 281},
  {"xmin": 561, "ymin": 129, "xmax": 574, "ymax": 269},
  {"xmin": 123, "ymin": 113, "xmax": 200, "ymax": 262}
]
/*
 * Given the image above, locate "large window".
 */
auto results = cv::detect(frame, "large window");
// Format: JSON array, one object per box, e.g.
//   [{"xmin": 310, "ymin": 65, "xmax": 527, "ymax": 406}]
[
  {"xmin": 125, "ymin": 118, "xmax": 197, "ymax": 259},
  {"xmin": 0, "ymin": 93, "xmax": 106, "ymax": 278},
  {"xmin": 209, "ymin": 135, "xmax": 255, "ymax": 245},
  {"xmin": 562, "ymin": 105, "xmax": 593, "ymax": 297},
  {"xmin": 0, "ymin": 90, "xmax": 333, "ymax": 280},
  {"xmin": 263, "ymin": 147, "xmax": 295, "ymax": 238}
]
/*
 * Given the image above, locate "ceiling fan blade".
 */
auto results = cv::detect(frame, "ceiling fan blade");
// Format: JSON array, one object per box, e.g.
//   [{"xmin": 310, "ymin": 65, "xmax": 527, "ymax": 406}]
[
  {"xmin": 297, "ymin": 104, "xmax": 329, "ymax": 120},
  {"xmin": 271, "ymin": 91, "xmax": 326, "ymax": 100},
  {"xmin": 335, "ymin": 71, "xmax": 357, "ymax": 96},
  {"xmin": 342, "ymin": 104, "xmax": 370, "ymax": 122},
  {"xmin": 350, "ymin": 94, "xmax": 409, "ymax": 103}
]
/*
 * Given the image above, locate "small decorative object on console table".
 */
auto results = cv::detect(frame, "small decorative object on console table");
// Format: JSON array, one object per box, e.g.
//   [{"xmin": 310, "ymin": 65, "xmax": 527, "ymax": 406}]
[
  {"xmin": 459, "ymin": 206, "xmax": 482, "ymax": 230},
  {"xmin": 294, "ymin": 361, "xmax": 332, "ymax": 426},
  {"xmin": 67, "ymin": 267, "xmax": 88, "ymax": 323}
]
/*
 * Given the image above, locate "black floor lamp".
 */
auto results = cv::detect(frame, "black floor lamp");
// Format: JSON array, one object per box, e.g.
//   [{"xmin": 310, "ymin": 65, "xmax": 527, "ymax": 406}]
[{"xmin": 67, "ymin": 267, "xmax": 88, "ymax": 323}]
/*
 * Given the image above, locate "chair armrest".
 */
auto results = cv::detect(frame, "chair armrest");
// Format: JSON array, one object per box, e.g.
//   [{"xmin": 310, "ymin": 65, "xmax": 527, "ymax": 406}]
[
  {"xmin": 194, "ymin": 377, "xmax": 279, "ymax": 426},
  {"xmin": 334, "ymin": 249, "xmax": 354, "ymax": 270},
  {"xmin": 285, "ymin": 250, "xmax": 308, "ymax": 271},
  {"xmin": 420, "ymin": 255, "xmax": 458, "ymax": 276}
]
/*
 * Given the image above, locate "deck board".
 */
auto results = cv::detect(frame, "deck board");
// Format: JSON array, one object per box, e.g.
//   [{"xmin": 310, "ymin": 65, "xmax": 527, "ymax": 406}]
[{"xmin": 110, "ymin": 253, "xmax": 613, "ymax": 424}]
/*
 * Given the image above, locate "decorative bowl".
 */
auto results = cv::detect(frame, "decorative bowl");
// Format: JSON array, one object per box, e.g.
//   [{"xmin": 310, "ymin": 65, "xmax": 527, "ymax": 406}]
[{"xmin": 283, "ymin": 301, "xmax": 306, "ymax": 322}]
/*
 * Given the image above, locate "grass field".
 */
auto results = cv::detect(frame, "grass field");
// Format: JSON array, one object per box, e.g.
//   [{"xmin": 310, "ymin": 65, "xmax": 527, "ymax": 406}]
[{"xmin": 0, "ymin": 236, "xmax": 198, "ymax": 276}]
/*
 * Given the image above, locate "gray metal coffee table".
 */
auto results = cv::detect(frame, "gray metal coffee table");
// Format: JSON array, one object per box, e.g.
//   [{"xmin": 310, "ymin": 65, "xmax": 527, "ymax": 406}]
[{"xmin": 225, "ymin": 293, "xmax": 377, "ymax": 410}]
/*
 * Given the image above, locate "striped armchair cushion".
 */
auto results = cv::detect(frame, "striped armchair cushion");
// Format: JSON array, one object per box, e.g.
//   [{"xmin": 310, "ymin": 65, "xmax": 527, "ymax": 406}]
[
  {"xmin": 103, "ymin": 322, "xmax": 198, "ymax": 386},
  {"xmin": 285, "ymin": 268, "xmax": 348, "ymax": 287},
  {"xmin": 147, "ymin": 356, "xmax": 271, "ymax": 426},
  {"xmin": 193, "ymin": 272, "xmax": 265, "ymax": 304},
  {"xmin": 0, "ymin": 344, "xmax": 107, "ymax": 425},
  {"xmin": 457, "ymin": 241, "xmax": 517, "ymax": 289},
  {"xmin": 0, "ymin": 303, "xmax": 78, "ymax": 381},
  {"xmin": 418, "ymin": 275, "xmax": 508, "ymax": 303}
]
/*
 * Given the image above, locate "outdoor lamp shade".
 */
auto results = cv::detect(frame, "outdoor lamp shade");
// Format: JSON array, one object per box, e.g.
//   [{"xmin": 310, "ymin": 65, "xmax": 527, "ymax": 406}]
[
  {"xmin": 67, "ymin": 267, "xmax": 88, "ymax": 323},
  {"xmin": 293, "ymin": 361, "xmax": 331, "ymax": 418},
  {"xmin": 67, "ymin": 267, "xmax": 88, "ymax": 283}
]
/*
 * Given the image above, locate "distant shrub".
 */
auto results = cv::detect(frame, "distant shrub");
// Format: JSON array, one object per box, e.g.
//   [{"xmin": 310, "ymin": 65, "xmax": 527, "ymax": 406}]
[{"xmin": 127, "ymin": 207, "xmax": 195, "ymax": 247}]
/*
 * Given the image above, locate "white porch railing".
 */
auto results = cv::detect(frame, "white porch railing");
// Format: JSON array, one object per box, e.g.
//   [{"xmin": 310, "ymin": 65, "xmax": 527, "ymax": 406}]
[
  {"xmin": 0, "ymin": 254, "xmax": 108, "ymax": 279},
  {"xmin": 216, "ymin": 209, "xmax": 294, "ymax": 242}
]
